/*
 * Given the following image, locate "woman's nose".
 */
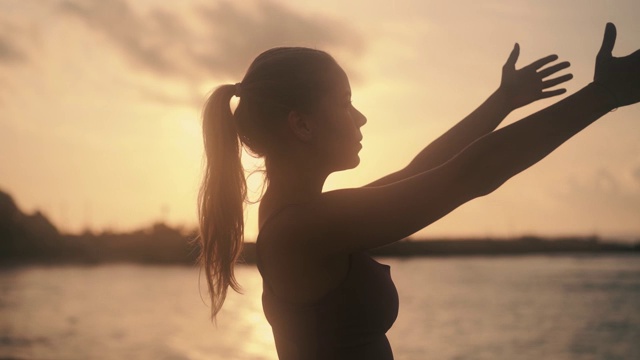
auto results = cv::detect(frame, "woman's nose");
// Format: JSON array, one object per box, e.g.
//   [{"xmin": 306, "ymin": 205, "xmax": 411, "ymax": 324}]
[{"xmin": 354, "ymin": 107, "xmax": 367, "ymax": 127}]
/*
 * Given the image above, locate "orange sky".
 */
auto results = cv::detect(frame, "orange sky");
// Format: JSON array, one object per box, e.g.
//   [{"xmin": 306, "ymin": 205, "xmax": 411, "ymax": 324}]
[{"xmin": 1, "ymin": 0, "xmax": 639, "ymax": 240}]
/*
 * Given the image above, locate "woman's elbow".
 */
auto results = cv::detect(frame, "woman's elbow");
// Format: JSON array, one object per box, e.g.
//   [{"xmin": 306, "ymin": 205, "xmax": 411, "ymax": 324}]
[{"xmin": 459, "ymin": 166, "xmax": 508, "ymax": 199}]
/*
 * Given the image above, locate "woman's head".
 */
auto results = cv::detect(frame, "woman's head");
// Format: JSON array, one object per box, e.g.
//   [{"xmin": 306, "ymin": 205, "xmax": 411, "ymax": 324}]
[
  {"xmin": 234, "ymin": 48, "xmax": 366, "ymax": 171},
  {"xmin": 232, "ymin": 48, "xmax": 333, "ymax": 154},
  {"xmin": 198, "ymin": 47, "xmax": 366, "ymax": 321}
]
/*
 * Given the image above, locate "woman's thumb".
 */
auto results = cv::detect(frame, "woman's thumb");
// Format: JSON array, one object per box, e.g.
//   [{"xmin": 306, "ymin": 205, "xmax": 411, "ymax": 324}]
[{"xmin": 597, "ymin": 23, "xmax": 617, "ymax": 61}]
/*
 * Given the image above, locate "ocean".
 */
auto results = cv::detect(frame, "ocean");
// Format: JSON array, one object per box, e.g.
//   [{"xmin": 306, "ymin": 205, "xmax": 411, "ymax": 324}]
[{"xmin": 1, "ymin": 254, "xmax": 639, "ymax": 360}]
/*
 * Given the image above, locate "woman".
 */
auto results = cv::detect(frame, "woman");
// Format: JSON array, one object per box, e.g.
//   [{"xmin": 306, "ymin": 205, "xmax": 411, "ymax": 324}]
[{"xmin": 197, "ymin": 23, "xmax": 639, "ymax": 359}]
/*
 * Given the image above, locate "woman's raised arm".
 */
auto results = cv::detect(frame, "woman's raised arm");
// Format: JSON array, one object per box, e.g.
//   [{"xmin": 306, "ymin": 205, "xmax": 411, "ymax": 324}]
[
  {"xmin": 280, "ymin": 23, "xmax": 638, "ymax": 256},
  {"xmin": 366, "ymin": 44, "xmax": 572, "ymax": 187}
]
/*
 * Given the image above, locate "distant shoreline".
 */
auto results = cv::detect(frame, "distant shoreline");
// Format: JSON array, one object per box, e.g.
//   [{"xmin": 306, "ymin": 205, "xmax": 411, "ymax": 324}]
[
  {"xmin": 2, "ymin": 189, "xmax": 638, "ymax": 266},
  {"xmin": 238, "ymin": 236, "xmax": 639, "ymax": 265},
  {"xmin": 1, "ymin": 236, "xmax": 638, "ymax": 268}
]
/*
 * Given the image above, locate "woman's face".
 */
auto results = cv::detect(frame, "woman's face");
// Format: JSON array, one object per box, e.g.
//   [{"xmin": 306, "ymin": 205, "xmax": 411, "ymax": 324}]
[{"xmin": 307, "ymin": 66, "xmax": 367, "ymax": 172}]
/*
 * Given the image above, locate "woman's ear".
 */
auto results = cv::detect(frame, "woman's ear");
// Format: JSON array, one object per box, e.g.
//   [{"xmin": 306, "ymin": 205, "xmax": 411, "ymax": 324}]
[{"xmin": 287, "ymin": 110, "xmax": 314, "ymax": 142}]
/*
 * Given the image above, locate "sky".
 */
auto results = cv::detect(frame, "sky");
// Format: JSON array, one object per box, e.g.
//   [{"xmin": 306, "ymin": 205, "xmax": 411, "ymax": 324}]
[{"xmin": 1, "ymin": 0, "xmax": 639, "ymax": 241}]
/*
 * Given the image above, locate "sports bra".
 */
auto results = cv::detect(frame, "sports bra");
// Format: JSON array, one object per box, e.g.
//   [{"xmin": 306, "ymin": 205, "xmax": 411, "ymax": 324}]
[{"xmin": 256, "ymin": 207, "xmax": 399, "ymax": 359}]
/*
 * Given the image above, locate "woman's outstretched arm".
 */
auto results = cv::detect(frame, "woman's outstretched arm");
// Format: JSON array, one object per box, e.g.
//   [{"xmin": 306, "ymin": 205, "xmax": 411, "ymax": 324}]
[
  {"xmin": 269, "ymin": 23, "xmax": 638, "ymax": 257},
  {"xmin": 366, "ymin": 44, "xmax": 572, "ymax": 187}
]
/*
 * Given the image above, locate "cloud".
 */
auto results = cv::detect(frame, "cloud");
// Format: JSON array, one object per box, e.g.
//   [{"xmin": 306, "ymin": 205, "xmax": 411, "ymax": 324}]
[
  {"xmin": 0, "ymin": 32, "xmax": 28, "ymax": 64},
  {"xmin": 58, "ymin": 0, "xmax": 365, "ymax": 81},
  {"xmin": 192, "ymin": 1, "xmax": 365, "ymax": 78},
  {"xmin": 0, "ymin": 36, "xmax": 26, "ymax": 63},
  {"xmin": 59, "ymin": 0, "xmax": 191, "ymax": 77}
]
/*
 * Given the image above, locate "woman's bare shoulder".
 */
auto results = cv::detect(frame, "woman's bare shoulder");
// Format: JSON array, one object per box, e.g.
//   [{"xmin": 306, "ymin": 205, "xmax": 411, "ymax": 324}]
[{"xmin": 256, "ymin": 203, "xmax": 318, "ymax": 256}]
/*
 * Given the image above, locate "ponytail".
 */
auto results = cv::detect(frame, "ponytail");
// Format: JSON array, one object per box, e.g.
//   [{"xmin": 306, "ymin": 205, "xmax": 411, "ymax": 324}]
[{"xmin": 198, "ymin": 84, "xmax": 246, "ymax": 322}]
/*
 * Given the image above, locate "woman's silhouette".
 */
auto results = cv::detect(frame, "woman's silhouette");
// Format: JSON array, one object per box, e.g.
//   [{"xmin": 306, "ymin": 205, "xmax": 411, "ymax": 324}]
[{"xmin": 197, "ymin": 23, "xmax": 639, "ymax": 359}]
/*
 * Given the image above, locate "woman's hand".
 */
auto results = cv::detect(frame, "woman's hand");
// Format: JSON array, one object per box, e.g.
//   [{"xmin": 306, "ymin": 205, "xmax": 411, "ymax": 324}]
[
  {"xmin": 593, "ymin": 23, "xmax": 640, "ymax": 108},
  {"xmin": 498, "ymin": 43, "xmax": 573, "ymax": 110}
]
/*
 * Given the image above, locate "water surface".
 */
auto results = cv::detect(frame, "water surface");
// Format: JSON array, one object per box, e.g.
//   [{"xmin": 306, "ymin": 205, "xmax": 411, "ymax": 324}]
[{"xmin": 1, "ymin": 255, "xmax": 639, "ymax": 359}]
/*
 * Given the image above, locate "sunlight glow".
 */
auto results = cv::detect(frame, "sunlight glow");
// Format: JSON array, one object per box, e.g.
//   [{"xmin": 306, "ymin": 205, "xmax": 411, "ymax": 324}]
[{"xmin": 0, "ymin": 0, "xmax": 638, "ymax": 238}]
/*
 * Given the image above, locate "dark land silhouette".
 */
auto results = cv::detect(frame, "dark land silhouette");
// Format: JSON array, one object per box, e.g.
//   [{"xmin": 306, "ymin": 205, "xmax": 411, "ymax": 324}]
[{"xmin": 0, "ymin": 189, "xmax": 637, "ymax": 266}]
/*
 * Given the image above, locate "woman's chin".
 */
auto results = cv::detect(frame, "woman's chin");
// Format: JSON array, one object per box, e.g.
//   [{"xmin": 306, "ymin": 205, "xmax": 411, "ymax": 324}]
[
  {"xmin": 341, "ymin": 155, "xmax": 361, "ymax": 170},
  {"xmin": 329, "ymin": 150, "xmax": 361, "ymax": 172}
]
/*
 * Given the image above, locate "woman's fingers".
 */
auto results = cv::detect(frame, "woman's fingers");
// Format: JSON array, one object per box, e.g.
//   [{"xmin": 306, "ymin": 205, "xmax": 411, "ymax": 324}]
[
  {"xmin": 523, "ymin": 54, "xmax": 559, "ymax": 72},
  {"xmin": 538, "ymin": 61, "xmax": 571, "ymax": 78},
  {"xmin": 539, "ymin": 88, "xmax": 567, "ymax": 99},
  {"xmin": 542, "ymin": 73, "xmax": 573, "ymax": 89}
]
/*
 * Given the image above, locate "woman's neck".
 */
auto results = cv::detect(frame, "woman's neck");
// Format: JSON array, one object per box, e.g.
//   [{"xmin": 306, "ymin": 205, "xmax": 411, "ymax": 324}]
[{"xmin": 259, "ymin": 159, "xmax": 329, "ymax": 226}]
